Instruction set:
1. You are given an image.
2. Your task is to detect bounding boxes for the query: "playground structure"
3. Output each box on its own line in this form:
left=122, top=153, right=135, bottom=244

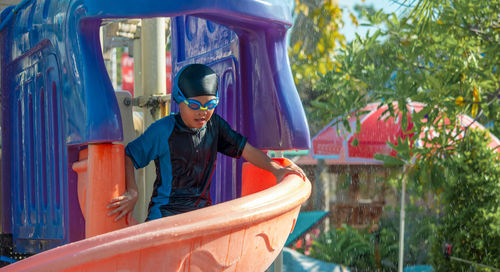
left=2, top=160, right=311, bottom=271
left=0, top=0, right=311, bottom=270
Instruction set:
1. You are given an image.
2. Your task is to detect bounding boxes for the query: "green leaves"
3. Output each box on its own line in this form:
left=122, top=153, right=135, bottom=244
left=430, top=129, right=500, bottom=271
left=374, top=154, right=404, bottom=167
left=373, top=136, right=413, bottom=168
left=309, top=224, right=376, bottom=269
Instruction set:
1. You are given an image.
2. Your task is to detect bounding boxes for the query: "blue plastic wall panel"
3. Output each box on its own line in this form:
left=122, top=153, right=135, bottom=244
left=0, top=0, right=123, bottom=253
left=1, top=2, right=15, bottom=239
left=64, top=2, right=123, bottom=144
left=0, top=7, right=12, bottom=234
left=6, top=39, right=68, bottom=252
left=1, top=0, right=123, bottom=146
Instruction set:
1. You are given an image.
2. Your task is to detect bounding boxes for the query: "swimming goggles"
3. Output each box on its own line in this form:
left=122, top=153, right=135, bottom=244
left=178, top=89, right=219, bottom=110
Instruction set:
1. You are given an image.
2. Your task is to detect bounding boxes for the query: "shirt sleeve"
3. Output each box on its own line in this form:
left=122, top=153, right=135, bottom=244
left=125, top=117, right=172, bottom=169
left=216, top=115, right=248, bottom=159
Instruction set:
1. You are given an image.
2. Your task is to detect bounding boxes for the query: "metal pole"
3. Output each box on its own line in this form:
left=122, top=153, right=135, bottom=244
left=140, top=17, right=166, bottom=218
left=314, top=159, right=330, bottom=234
left=141, top=17, right=166, bottom=114
left=110, top=48, right=117, bottom=89
left=273, top=251, right=283, bottom=272
left=450, top=256, right=500, bottom=272
left=398, top=172, right=406, bottom=272
left=133, top=37, right=143, bottom=97
left=131, top=33, right=148, bottom=223
left=272, top=151, right=284, bottom=272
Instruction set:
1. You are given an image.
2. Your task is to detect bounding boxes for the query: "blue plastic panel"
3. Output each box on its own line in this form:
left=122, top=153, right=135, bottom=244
left=0, top=0, right=118, bottom=253
left=7, top=39, right=67, bottom=251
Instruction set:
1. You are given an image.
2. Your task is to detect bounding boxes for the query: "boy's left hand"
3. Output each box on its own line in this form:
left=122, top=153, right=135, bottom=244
left=274, top=162, right=306, bottom=182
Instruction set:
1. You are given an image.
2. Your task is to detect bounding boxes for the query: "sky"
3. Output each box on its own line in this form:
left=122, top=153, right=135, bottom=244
left=338, top=0, right=405, bottom=41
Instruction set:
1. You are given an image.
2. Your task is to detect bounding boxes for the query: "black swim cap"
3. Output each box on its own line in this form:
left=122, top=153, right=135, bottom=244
left=177, top=64, right=218, bottom=98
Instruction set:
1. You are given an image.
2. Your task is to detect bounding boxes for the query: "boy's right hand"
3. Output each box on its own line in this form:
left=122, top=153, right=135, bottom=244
left=107, top=188, right=138, bottom=222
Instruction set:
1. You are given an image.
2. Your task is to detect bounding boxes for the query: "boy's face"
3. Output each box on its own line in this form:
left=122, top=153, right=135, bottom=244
left=179, top=95, right=217, bottom=129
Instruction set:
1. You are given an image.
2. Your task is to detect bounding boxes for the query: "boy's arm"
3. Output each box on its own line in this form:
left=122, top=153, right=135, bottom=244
left=241, top=142, right=306, bottom=182
left=107, top=155, right=139, bottom=221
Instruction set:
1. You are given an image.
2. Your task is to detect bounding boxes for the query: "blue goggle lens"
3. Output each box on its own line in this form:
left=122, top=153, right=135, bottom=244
left=184, top=98, right=219, bottom=110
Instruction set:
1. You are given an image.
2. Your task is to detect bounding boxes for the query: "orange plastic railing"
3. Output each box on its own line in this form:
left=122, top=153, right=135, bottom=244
left=241, top=158, right=291, bottom=196
left=4, top=155, right=310, bottom=271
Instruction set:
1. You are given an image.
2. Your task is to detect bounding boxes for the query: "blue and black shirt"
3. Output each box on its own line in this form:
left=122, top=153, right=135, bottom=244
left=125, top=113, right=247, bottom=220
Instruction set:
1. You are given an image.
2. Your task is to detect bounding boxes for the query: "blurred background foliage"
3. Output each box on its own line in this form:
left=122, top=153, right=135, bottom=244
left=430, top=130, right=500, bottom=271
left=288, top=0, right=346, bottom=134
left=311, top=0, right=499, bottom=179
left=306, top=204, right=437, bottom=271
left=288, top=0, right=500, bottom=270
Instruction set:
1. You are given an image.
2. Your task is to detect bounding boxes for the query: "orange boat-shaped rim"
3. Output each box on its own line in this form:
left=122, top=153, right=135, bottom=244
left=4, top=161, right=310, bottom=272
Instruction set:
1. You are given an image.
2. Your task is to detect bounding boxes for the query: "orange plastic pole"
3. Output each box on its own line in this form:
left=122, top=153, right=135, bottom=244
left=72, top=144, right=130, bottom=238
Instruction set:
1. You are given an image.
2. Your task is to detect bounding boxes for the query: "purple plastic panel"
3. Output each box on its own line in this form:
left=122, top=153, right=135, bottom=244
left=170, top=19, right=310, bottom=151
left=66, top=145, right=85, bottom=243
left=211, top=58, right=243, bottom=203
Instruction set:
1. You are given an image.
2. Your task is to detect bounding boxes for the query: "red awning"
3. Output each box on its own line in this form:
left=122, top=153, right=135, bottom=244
left=310, top=102, right=499, bottom=165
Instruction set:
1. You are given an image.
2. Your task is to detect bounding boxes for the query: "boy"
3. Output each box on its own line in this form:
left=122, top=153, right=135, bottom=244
left=108, top=64, right=305, bottom=221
